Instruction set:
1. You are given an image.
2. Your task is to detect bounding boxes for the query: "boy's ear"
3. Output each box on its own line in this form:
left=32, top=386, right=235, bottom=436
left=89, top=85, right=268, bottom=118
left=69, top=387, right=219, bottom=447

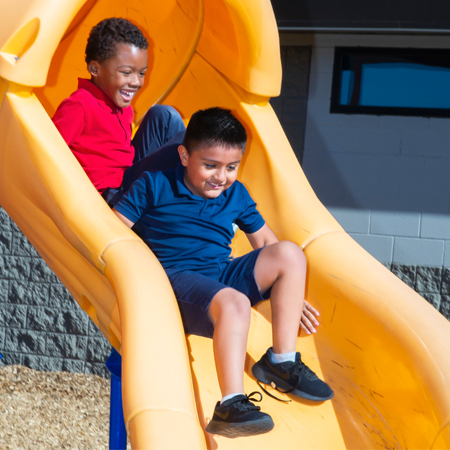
left=178, top=145, right=189, bottom=167
left=87, top=60, right=101, bottom=78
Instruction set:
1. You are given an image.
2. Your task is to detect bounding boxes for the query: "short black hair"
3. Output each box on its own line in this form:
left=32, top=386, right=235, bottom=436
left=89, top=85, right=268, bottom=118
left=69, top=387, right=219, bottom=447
left=85, top=18, right=148, bottom=64
left=183, top=107, right=247, bottom=154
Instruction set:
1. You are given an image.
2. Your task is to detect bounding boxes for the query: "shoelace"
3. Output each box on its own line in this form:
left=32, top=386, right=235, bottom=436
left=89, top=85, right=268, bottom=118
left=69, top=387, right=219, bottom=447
left=291, top=360, right=317, bottom=381
left=231, top=391, right=263, bottom=411
left=257, top=358, right=317, bottom=403
left=257, top=381, right=291, bottom=403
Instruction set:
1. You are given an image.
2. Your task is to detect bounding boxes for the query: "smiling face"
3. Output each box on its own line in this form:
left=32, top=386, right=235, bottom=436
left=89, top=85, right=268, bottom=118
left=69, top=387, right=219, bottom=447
left=178, top=144, right=244, bottom=199
left=88, top=42, right=148, bottom=108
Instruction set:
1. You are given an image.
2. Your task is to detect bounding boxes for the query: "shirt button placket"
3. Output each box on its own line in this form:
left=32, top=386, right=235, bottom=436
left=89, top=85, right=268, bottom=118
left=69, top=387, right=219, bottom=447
left=200, top=200, right=210, bottom=218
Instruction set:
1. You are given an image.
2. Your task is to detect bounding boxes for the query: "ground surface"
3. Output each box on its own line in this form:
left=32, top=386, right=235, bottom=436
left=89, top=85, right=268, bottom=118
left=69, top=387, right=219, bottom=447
left=0, top=364, right=130, bottom=450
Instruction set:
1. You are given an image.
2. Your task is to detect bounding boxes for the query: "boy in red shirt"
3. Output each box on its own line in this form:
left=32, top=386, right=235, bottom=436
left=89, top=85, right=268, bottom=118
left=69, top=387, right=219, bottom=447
left=52, top=18, right=185, bottom=205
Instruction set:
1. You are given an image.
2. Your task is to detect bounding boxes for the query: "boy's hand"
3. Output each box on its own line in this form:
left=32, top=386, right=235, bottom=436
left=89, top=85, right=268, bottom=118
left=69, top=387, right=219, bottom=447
left=300, top=300, right=320, bottom=335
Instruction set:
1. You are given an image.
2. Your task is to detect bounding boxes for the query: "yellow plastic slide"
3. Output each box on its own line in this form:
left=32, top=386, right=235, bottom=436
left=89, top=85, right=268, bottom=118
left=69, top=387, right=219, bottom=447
left=1, top=0, right=450, bottom=448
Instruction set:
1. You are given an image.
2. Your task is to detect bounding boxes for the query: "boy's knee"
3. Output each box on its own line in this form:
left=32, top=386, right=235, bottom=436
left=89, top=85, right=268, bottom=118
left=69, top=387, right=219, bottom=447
left=274, top=241, right=306, bottom=269
left=153, top=104, right=183, bottom=122
left=210, top=289, right=251, bottom=321
left=230, top=291, right=252, bottom=317
left=148, top=104, right=172, bottom=116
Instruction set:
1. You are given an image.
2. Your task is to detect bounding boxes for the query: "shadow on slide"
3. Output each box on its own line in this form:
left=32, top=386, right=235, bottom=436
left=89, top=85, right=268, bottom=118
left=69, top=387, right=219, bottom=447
left=1, top=0, right=450, bottom=448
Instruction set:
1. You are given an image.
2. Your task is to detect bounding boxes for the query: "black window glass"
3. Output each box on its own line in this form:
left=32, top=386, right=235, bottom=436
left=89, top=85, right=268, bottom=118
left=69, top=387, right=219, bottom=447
left=331, top=47, right=450, bottom=117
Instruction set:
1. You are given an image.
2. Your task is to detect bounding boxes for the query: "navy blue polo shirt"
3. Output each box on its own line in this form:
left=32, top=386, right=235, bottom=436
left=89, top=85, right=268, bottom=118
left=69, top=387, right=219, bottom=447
left=114, top=164, right=265, bottom=276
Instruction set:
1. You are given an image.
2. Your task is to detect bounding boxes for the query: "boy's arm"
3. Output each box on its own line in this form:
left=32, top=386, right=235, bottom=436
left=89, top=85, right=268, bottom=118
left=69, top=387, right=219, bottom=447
left=112, top=172, right=155, bottom=229
left=246, top=223, right=279, bottom=249
left=113, top=208, right=135, bottom=229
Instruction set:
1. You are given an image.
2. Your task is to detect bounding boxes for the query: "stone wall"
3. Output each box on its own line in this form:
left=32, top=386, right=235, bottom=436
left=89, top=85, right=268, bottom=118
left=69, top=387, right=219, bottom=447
left=0, top=206, right=111, bottom=377
left=388, top=263, right=450, bottom=320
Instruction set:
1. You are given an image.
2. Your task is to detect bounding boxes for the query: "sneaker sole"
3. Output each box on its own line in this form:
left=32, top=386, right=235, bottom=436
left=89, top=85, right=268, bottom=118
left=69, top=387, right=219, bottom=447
left=252, top=364, right=334, bottom=402
left=206, top=416, right=274, bottom=438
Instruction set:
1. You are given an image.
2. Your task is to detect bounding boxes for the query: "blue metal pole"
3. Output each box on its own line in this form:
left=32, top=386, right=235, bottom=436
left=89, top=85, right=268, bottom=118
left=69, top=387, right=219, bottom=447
left=105, top=349, right=127, bottom=450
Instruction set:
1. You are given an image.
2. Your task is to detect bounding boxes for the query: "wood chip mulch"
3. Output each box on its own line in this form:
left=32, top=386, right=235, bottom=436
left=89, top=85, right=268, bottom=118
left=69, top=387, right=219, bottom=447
left=0, top=364, right=131, bottom=450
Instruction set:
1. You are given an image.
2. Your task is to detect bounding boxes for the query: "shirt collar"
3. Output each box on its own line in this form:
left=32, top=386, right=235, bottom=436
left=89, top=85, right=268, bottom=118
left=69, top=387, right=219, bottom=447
left=176, top=163, right=196, bottom=199
left=175, top=163, right=226, bottom=204
left=77, top=78, right=123, bottom=115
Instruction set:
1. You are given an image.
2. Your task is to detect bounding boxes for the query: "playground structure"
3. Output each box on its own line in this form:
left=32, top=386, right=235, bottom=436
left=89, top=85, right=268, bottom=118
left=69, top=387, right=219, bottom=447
left=1, top=0, right=450, bottom=448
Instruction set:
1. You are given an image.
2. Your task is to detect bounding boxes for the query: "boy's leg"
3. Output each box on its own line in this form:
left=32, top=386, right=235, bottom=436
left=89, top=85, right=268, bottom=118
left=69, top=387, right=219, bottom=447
left=132, top=105, right=185, bottom=162
left=165, top=270, right=252, bottom=397
left=253, top=241, right=309, bottom=353
left=208, top=288, right=252, bottom=397
left=166, top=269, right=273, bottom=437
left=207, top=287, right=274, bottom=437
left=251, top=241, right=333, bottom=401
left=106, top=106, right=185, bottom=207
left=122, top=105, right=186, bottom=190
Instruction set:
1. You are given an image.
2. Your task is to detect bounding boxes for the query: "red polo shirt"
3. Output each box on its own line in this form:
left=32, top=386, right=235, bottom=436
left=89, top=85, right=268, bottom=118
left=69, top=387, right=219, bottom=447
left=52, top=78, right=135, bottom=193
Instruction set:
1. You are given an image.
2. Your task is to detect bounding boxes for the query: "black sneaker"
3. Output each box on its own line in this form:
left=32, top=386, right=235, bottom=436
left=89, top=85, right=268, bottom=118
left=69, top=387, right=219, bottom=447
left=205, top=392, right=274, bottom=438
left=252, top=348, right=334, bottom=402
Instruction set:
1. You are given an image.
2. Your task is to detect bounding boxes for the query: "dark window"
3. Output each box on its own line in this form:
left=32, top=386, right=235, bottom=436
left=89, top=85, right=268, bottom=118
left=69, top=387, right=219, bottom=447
left=331, top=47, right=450, bottom=117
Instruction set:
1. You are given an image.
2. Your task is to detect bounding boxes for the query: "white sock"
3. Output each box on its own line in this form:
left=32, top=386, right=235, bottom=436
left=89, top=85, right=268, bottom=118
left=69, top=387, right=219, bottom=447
left=220, top=393, right=243, bottom=404
left=271, top=351, right=296, bottom=364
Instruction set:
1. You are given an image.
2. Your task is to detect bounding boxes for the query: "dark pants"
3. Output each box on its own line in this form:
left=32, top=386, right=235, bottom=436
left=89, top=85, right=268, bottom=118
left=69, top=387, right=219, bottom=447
left=103, top=105, right=185, bottom=206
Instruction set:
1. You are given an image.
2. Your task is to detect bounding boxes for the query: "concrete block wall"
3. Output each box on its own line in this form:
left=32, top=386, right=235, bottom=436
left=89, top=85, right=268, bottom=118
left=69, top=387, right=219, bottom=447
left=270, top=46, right=312, bottom=164
left=328, top=208, right=450, bottom=268
left=298, top=33, right=450, bottom=268
left=329, top=206, right=450, bottom=319
left=0, top=206, right=112, bottom=376
left=279, top=33, right=450, bottom=320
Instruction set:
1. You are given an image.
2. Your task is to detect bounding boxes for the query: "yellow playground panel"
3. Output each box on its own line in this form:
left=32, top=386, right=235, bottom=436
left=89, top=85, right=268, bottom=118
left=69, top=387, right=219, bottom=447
left=1, top=0, right=450, bottom=448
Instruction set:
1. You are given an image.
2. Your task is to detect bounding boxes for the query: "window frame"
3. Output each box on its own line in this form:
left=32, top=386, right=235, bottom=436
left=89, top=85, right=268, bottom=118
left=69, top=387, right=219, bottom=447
left=330, top=46, right=450, bottom=118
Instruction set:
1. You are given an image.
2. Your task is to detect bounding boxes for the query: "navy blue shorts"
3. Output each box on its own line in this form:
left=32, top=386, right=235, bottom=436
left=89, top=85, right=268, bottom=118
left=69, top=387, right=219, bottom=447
left=165, top=248, right=271, bottom=338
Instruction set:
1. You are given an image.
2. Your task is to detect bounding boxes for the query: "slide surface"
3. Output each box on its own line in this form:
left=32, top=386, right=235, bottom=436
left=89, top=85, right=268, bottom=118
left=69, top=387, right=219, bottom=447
left=1, top=0, right=450, bottom=448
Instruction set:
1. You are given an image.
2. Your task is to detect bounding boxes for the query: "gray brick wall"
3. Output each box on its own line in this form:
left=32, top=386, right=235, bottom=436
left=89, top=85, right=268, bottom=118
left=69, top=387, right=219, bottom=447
left=0, top=206, right=111, bottom=377
left=387, top=263, right=450, bottom=320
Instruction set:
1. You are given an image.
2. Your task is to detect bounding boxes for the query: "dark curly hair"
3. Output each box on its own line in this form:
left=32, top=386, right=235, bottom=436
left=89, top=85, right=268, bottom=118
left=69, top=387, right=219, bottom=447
left=85, top=18, right=148, bottom=64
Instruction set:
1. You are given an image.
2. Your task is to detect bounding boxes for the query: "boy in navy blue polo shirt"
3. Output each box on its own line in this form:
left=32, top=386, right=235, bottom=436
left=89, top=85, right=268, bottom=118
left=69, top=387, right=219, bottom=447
left=113, top=107, right=333, bottom=438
